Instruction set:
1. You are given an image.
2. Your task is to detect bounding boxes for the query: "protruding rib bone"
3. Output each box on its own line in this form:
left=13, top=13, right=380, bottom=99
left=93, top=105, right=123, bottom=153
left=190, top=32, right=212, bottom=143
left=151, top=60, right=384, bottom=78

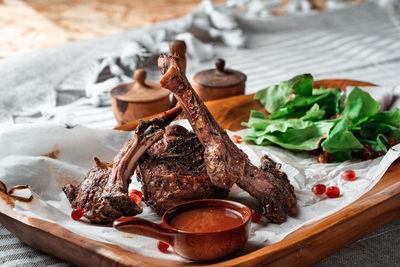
left=63, top=105, right=182, bottom=223
left=158, top=54, right=298, bottom=223
left=159, top=54, right=243, bottom=189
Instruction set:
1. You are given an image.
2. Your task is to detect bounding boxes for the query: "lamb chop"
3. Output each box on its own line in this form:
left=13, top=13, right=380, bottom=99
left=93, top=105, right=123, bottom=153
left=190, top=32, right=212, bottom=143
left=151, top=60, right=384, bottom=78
left=158, top=55, right=298, bottom=223
left=63, top=105, right=182, bottom=223
left=136, top=124, right=229, bottom=215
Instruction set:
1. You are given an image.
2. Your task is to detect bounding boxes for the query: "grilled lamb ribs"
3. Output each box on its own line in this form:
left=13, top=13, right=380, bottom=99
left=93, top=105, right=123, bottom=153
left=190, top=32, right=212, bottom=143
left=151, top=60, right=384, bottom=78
left=63, top=55, right=297, bottom=224
left=136, top=124, right=229, bottom=215
left=63, top=106, right=181, bottom=223
left=158, top=55, right=298, bottom=223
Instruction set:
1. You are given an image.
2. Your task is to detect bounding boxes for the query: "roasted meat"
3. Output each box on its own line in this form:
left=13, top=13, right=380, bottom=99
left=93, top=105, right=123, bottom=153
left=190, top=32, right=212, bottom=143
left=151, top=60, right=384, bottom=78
left=158, top=55, right=298, bottom=223
left=136, top=124, right=230, bottom=215
left=63, top=106, right=181, bottom=223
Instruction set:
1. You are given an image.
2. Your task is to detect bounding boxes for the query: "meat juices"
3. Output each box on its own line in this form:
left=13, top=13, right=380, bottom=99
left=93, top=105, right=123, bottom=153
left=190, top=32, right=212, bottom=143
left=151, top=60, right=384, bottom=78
left=158, top=55, right=298, bottom=223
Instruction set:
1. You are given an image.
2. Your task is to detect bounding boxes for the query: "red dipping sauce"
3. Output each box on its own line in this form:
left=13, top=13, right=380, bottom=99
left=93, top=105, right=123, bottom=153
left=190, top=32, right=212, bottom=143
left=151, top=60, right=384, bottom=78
left=169, top=206, right=245, bottom=233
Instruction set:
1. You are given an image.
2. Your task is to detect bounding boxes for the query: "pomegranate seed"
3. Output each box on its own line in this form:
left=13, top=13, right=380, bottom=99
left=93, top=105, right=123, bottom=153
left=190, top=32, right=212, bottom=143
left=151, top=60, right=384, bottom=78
left=130, top=189, right=142, bottom=199
left=312, top=184, right=326, bottom=195
left=71, top=208, right=84, bottom=221
left=326, top=186, right=340, bottom=198
left=129, top=191, right=141, bottom=205
left=341, top=170, right=356, bottom=181
left=231, top=135, right=242, bottom=144
left=157, top=241, right=169, bottom=253
left=251, top=210, right=262, bottom=222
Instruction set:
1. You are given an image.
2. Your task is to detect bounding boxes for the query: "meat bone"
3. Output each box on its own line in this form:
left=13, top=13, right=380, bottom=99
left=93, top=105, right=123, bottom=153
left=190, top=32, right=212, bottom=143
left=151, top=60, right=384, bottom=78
left=158, top=55, right=298, bottom=223
left=63, top=105, right=182, bottom=223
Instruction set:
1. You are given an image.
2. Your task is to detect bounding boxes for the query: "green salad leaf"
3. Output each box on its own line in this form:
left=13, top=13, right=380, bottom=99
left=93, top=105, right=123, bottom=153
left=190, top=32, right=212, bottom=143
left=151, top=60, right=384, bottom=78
left=371, top=108, right=400, bottom=127
left=243, top=111, right=334, bottom=150
left=254, top=74, right=313, bottom=113
left=244, top=74, right=400, bottom=162
left=321, top=117, right=363, bottom=153
left=268, top=88, right=343, bottom=120
left=343, top=87, right=380, bottom=125
left=300, top=104, right=325, bottom=121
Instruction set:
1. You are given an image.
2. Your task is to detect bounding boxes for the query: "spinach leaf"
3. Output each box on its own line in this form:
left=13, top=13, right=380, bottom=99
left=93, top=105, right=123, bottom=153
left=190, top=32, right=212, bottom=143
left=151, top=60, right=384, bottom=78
left=300, top=104, right=325, bottom=121
left=321, top=117, right=363, bottom=153
left=331, top=151, right=353, bottom=162
left=269, top=88, right=342, bottom=120
left=254, top=74, right=313, bottom=113
left=254, top=84, right=289, bottom=114
left=356, top=121, right=394, bottom=139
left=260, top=121, right=333, bottom=150
left=245, top=74, right=399, bottom=162
left=371, top=108, right=400, bottom=127
left=287, top=73, right=313, bottom=95
left=243, top=111, right=334, bottom=150
left=343, top=87, right=380, bottom=125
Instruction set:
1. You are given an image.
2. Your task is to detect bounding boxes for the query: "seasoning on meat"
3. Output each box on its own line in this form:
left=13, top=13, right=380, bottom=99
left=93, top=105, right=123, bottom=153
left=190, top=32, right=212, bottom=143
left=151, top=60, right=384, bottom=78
left=137, top=124, right=229, bottom=215
left=158, top=55, right=298, bottom=223
left=63, top=106, right=182, bottom=223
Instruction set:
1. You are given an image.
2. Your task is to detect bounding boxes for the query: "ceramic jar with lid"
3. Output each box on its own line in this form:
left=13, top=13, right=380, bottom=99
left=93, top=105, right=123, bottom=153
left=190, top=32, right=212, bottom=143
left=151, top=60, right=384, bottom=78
left=110, top=69, right=172, bottom=125
left=190, top=58, right=246, bottom=102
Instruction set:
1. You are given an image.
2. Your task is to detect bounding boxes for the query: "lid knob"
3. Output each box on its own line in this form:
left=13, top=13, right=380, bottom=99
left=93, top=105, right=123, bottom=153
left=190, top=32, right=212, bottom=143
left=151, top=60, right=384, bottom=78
left=134, top=69, right=146, bottom=85
left=191, top=57, right=246, bottom=89
left=169, top=40, right=186, bottom=56
left=215, top=58, right=225, bottom=72
left=169, top=40, right=186, bottom=75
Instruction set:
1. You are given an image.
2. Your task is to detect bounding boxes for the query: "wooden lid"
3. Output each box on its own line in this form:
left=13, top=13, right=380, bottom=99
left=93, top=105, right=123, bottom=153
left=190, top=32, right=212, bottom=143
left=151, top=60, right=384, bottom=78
left=110, top=69, right=170, bottom=103
left=192, top=58, right=246, bottom=88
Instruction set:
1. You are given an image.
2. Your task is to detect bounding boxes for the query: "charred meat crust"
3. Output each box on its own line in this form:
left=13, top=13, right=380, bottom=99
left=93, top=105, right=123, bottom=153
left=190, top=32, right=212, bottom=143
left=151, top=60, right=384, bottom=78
left=62, top=105, right=182, bottom=224
left=137, top=125, right=229, bottom=215
left=158, top=55, right=298, bottom=223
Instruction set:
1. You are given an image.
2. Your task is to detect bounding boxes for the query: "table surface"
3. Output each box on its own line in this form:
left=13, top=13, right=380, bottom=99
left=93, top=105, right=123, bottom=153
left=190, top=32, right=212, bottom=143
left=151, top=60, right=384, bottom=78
left=1, top=1, right=399, bottom=266
left=0, top=0, right=224, bottom=58
left=0, top=0, right=366, bottom=58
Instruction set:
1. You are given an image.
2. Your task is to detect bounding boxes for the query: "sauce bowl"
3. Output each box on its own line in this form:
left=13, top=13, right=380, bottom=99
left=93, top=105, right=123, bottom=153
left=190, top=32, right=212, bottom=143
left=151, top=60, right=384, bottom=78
left=113, top=199, right=252, bottom=261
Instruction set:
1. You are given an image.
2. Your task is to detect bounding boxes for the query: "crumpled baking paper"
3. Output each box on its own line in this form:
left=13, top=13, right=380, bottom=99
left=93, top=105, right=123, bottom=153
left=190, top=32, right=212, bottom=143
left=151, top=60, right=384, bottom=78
left=0, top=121, right=399, bottom=262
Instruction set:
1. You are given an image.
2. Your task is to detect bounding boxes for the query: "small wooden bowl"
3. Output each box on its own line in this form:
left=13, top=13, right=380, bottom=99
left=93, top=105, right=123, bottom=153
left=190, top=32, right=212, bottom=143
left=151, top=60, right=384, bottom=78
left=191, top=58, right=246, bottom=102
left=110, top=69, right=172, bottom=125
left=113, top=199, right=251, bottom=261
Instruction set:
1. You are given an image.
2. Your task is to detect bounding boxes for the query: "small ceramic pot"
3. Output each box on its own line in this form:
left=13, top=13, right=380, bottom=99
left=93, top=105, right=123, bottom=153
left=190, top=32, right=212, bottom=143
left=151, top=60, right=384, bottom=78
left=113, top=199, right=251, bottom=261
left=110, top=69, right=172, bottom=125
left=190, top=58, right=247, bottom=102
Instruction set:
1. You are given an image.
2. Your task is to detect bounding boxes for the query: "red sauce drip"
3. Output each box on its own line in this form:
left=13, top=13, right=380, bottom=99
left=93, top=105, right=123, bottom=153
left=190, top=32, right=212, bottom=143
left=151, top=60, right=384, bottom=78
left=169, top=207, right=244, bottom=233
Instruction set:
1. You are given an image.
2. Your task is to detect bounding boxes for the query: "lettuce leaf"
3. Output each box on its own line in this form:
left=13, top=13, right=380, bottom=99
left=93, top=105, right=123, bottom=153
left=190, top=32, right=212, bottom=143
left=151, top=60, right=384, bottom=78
left=371, top=108, right=400, bottom=127
left=243, top=111, right=334, bottom=150
left=269, top=88, right=343, bottom=120
left=343, top=87, right=380, bottom=125
left=247, top=74, right=399, bottom=162
left=321, top=117, right=363, bottom=153
left=254, top=74, right=313, bottom=113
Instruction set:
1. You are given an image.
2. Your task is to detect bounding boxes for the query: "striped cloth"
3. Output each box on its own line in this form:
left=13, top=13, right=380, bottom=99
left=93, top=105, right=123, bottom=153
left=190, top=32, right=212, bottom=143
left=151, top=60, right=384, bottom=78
left=0, top=227, right=72, bottom=267
left=0, top=2, right=400, bottom=266
left=47, top=2, right=400, bottom=130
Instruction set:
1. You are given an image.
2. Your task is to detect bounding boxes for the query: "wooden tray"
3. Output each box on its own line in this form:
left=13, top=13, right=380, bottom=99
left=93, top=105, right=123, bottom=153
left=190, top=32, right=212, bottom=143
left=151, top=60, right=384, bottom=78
left=1, top=80, right=399, bottom=266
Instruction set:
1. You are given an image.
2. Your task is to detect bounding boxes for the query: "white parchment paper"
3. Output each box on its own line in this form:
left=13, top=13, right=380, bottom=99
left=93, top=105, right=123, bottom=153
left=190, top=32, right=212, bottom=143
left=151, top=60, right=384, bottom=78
left=0, top=121, right=399, bottom=261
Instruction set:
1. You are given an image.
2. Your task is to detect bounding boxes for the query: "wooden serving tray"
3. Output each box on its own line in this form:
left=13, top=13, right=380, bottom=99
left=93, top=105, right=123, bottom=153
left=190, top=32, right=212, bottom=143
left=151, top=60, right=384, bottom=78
left=1, top=80, right=399, bottom=266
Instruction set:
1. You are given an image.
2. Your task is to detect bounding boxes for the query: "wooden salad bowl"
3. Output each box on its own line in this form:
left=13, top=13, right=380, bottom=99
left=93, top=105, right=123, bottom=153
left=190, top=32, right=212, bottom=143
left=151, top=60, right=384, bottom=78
left=0, top=79, right=399, bottom=267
